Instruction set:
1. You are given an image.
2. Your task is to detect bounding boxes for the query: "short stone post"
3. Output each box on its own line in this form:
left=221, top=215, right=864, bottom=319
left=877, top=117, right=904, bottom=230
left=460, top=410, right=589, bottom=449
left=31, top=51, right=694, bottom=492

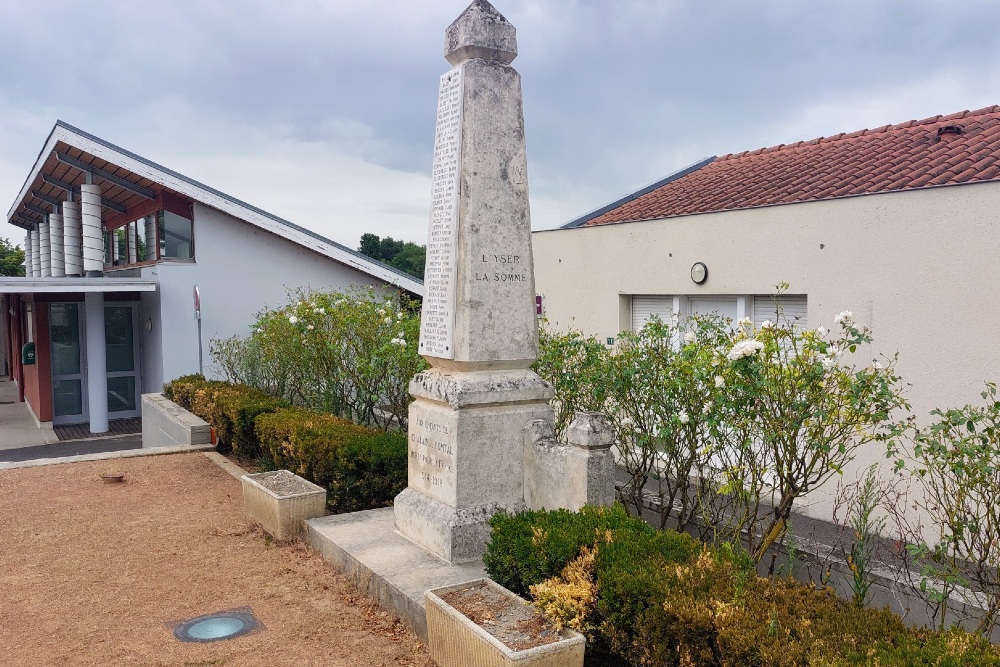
left=524, top=411, right=616, bottom=511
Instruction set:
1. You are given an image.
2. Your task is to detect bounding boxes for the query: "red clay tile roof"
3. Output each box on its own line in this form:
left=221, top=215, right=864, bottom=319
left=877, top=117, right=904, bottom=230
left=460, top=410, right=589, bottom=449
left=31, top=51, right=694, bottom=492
left=582, top=105, right=1000, bottom=226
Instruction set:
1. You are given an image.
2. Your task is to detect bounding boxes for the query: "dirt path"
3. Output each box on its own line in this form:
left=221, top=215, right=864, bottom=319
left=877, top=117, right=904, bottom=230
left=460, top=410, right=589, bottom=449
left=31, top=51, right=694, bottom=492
left=0, top=452, right=433, bottom=667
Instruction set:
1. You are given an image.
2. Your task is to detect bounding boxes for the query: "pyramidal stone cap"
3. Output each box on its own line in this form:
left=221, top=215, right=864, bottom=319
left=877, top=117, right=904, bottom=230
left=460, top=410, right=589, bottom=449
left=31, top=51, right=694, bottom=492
left=445, top=0, right=517, bottom=65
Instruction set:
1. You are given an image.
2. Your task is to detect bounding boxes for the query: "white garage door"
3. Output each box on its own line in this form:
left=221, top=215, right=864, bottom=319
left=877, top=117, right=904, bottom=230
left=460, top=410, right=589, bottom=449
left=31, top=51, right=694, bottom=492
left=689, top=297, right=738, bottom=322
left=753, top=294, right=807, bottom=327
left=632, top=296, right=673, bottom=330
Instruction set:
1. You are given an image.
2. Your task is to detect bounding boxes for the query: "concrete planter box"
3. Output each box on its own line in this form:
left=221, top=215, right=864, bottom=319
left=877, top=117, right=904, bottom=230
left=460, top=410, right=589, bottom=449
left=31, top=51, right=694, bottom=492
left=241, top=470, right=326, bottom=541
left=425, top=578, right=585, bottom=667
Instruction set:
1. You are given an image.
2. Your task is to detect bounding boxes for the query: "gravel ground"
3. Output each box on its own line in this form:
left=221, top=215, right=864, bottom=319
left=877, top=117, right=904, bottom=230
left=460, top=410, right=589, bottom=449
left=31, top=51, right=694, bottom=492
left=0, top=452, right=433, bottom=667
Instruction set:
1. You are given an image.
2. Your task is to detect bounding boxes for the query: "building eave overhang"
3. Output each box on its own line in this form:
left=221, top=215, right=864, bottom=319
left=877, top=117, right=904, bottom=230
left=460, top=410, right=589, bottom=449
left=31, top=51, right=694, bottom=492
left=0, top=277, right=158, bottom=294
left=6, top=121, right=424, bottom=297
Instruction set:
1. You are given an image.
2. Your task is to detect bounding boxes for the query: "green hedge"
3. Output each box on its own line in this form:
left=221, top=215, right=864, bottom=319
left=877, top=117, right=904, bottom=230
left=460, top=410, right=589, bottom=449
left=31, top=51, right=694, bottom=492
left=163, top=375, right=284, bottom=457
left=326, top=431, right=407, bottom=513
left=483, top=504, right=696, bottom=598
left=210, top=388, right=286, bottom=458
left=255, top=407, right=371, bottom=484
left=254, top=406, right=407, bottom=512
left=163, top=377, right=405, bottom=513
left=487, top=506, right=1000, bottom=667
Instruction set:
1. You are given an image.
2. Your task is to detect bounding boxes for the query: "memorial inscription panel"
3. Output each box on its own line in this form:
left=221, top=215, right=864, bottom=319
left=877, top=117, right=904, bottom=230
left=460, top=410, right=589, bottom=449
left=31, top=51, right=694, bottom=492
left=407, top=408, right=457, bottom=503
left=418, top=66, right=464, bottom=360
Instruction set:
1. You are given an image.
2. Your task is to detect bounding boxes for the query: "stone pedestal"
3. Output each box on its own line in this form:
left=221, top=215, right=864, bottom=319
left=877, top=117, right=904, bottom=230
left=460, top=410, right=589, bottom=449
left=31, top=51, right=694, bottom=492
left=395, top=369, right=552, bottom=562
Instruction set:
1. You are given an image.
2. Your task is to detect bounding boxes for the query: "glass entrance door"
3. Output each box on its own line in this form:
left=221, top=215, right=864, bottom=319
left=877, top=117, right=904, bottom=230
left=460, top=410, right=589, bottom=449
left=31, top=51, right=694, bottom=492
left=105, top=304, right=141, bottom=418
left=50, top=303, right=87, bottom=424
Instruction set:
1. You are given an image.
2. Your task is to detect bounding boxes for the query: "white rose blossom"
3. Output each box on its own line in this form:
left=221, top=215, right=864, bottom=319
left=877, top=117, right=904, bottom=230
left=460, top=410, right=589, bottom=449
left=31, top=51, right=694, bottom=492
left=307, top=324, right=314, bottom=331
left=738, top=316, right=752, bottom=328
left=384, top=317, right=392, bottom=324
left=761, top=319, right=773, bottom=329
left=834, top=310, right=853, bottom=324
left=288, top=315, right=298, bottom=324
left=816, top=326, right=827, bottom=337
left=715, top=375, right=725, bottom=388
left=678, top=410, right=690, bottom=425
left=727, top=339, right=764, bottom=360
left=684, top=331, right=696, bottom=344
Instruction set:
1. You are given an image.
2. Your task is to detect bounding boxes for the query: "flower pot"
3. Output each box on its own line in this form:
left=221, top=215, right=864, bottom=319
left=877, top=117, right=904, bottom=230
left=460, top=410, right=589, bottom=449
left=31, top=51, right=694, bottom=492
left=241, top=470, right=326, bottom=540
left=425, top=578, right=585, bottom=667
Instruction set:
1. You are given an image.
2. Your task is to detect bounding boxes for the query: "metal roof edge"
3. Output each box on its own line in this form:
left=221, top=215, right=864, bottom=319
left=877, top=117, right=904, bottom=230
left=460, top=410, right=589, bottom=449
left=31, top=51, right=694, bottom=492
left=8, top=121, right=424, bottom=295
left=6, top=122, right=64, bottom=224
left=558, top=156, right=716, bottom=229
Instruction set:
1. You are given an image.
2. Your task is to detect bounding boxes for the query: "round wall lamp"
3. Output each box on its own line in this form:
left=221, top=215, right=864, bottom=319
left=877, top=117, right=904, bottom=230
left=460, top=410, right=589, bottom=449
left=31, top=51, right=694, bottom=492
left=690, top=262, right=708, bottom=285
left=144, top=317, right=153, bottom=333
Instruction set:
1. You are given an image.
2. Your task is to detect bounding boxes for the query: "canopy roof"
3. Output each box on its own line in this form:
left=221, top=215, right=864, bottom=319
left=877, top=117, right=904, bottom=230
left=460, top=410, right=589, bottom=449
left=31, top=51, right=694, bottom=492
left=6, top=122, right=423, bottom=295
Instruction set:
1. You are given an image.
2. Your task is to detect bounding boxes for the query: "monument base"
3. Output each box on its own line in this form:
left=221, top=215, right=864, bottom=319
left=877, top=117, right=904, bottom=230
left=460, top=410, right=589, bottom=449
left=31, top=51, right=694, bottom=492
left=394, top=487, right=524, bottom=563
left=397, top=367, right=554, bottom=563
left=304, top=507, right=486, bottom=639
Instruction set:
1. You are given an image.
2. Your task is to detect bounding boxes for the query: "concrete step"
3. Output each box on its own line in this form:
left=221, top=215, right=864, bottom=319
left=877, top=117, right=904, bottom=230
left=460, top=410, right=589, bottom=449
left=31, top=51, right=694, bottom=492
left=304, top=507, right=486, bottom=639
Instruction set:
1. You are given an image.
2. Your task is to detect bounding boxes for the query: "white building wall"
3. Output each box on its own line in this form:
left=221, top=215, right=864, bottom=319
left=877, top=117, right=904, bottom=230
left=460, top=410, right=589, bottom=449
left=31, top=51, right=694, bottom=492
left=532, top=181, right=1000, bottom=522
left=151, top=203, right=402, bottom=385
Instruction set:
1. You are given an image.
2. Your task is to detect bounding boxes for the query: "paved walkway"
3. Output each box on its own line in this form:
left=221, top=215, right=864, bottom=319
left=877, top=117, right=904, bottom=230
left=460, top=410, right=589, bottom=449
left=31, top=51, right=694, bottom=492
left=0, top=434, right=143, bottom=463
left=0, top=379, right=58, bottom=449
left=0, top=378, right=144, bottom=462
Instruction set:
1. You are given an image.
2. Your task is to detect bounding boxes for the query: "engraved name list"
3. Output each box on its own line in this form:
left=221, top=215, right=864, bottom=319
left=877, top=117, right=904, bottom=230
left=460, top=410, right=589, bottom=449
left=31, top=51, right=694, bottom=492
left=418, top=67, right=464, bottom=359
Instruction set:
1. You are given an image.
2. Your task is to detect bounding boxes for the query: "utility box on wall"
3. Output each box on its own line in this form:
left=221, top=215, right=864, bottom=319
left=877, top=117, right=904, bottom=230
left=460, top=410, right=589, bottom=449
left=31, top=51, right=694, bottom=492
left=21, top=342, right=35, bottom=366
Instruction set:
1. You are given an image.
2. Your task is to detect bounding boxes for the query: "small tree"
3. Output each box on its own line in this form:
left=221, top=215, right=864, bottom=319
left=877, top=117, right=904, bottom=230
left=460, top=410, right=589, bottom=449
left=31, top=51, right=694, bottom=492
left=0, top=238, right=26, bottom=276
left=719, top=308, right=908, bottom=565
left=904, top=384, right=1000, bottom=635
left=358, top=233, right=426, bottom=279
left=533, top=323, right=610, bottom=438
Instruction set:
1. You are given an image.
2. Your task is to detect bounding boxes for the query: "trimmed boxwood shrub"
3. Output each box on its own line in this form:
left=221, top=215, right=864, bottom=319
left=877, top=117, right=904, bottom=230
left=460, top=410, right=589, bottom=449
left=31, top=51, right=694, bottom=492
left=326, top=431, right=407, bottom=513
left=164, top=376, right=405, bottom=513
left=164, top=375, right=284, bottom=457
left=490, top=507, right=1000, bottom=667
left=483, top=504, right=696, bottom=598
left=163, top=374, right=211, bottom=410
left=255, top=406, right=407, bottom=513
left=255, top=407, right=371, bottom=485
left=210, top=387, right=287, bottom=458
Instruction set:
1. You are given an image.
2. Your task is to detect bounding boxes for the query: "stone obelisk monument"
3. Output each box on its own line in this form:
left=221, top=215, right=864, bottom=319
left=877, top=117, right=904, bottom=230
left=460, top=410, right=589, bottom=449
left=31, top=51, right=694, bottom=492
left=394, top=0, right=554, bottom=563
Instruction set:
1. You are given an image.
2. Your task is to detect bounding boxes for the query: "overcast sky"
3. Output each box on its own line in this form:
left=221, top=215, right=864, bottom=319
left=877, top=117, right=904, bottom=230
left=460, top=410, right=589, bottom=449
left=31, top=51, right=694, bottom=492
left=2, top=0, right=999, bottom=248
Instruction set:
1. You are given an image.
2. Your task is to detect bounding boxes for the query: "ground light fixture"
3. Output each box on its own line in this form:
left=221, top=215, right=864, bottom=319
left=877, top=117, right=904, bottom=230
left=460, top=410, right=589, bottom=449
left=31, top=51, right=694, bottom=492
left=173, top=607, right=262, bottom=643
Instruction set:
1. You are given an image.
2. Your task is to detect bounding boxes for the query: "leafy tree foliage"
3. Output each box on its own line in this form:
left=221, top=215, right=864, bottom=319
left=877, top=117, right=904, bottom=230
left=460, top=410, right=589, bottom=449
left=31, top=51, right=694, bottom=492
left=358, top=233, right=425, bottom=280
left=0, top=238, right=25, bottom=276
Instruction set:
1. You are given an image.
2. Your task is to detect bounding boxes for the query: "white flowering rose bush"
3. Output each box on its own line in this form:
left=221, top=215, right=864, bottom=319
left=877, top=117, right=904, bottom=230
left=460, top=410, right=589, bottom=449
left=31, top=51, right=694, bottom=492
left=210, top=287, right=426, bottom=430
left=891, top=383, right=1000, bottom=635
left=605, top=313, right=734, bottom=537
left=535, top=292, right=908, bottom=567
left=533, top=321, right=612, bottom=437
left=716, top=306, right=908, bottom=563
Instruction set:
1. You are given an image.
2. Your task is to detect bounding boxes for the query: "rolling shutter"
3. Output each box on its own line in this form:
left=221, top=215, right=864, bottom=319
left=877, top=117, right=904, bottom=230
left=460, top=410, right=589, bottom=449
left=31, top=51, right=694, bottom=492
left=632, top=296, right=673, bottom=330
left=753, top=294, right=807, bottom=328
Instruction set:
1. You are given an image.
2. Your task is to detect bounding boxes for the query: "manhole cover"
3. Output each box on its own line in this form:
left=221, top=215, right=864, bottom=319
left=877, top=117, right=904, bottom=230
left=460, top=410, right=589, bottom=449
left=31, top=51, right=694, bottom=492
left=173, top=608, right=261, bottom=643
